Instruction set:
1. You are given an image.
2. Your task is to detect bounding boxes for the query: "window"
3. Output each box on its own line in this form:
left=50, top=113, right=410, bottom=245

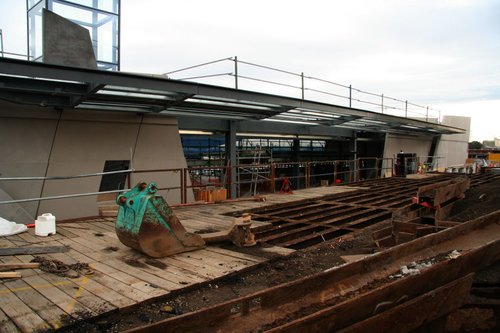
left=99, top=160, right=130, bottom=191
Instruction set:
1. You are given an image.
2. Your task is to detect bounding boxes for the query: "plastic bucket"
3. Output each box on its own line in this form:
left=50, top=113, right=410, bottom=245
left=35, top=213, right=56, bottom=236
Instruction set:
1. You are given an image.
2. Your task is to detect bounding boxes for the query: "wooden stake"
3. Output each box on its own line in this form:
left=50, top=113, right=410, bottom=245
left=0, top=272, right=22, bottom=279
left=0, top=263, right=40, bottom=271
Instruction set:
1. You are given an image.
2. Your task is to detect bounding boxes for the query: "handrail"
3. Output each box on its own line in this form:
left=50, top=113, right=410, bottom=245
left=0, top=169, right=134, bottom=181
left=4, top=156, right=461, bottom=206
left=164, top=56, right=442, bottom=122
left=0, top=189, right=126, bottom=205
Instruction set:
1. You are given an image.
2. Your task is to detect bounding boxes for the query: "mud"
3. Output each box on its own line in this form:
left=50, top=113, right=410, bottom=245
left=449, top=178, right=500, bottom=222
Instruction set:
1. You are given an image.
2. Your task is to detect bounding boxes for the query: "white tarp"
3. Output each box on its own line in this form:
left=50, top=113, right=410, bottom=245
left=0, top=216, right=27, bottom=236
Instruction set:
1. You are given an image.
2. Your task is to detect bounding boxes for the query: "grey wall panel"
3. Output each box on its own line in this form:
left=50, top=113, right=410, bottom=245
left=0, top=102, right=59, bottom=218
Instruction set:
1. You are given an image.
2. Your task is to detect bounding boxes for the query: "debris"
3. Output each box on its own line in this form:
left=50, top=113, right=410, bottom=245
left=447, top=250, right=461, bottom=259
left=390, top=261, right=432, bottom=278
left=273, top=262, right=286, bottom=270
left=179, top=281, right=189, bottom=285
left=31, top=256, right=94, bottom=278
left=0, top=245, right=69, bottom=256
left=160, top=305, right=175, bottom=314
left=0, top=272, right=22, bottom=279
left=0, top=262, right=40, bottom=271
left=400, top=265, right=420, bottom=276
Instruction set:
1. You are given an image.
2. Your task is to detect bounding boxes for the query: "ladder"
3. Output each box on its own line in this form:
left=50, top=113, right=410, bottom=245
left=236, top=147, right=272, bottom=197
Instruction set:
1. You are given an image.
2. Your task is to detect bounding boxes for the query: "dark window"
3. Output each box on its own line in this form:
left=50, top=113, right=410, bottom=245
left=99, top=160, right=130, bottom=191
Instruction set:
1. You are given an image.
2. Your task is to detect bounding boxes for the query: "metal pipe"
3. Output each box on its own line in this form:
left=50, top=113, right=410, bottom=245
left=0, top=169, right=134, bottom=181
left=0, top=29, right=3, bottom=58
left=177, top=72, right=232, bottom=81
left=180, top=169, right=185, bottom=204
left=271, top=163, right=276, bottom=193
left=162, top=56, right=232, bottom=75
left=0, top=189, right=127, bottom=205
left=235, top=59, right=299, bottom=77
left=234, top=56, right=238, bottom=89
left=301, top=72, right=304, bottom=99
left=349, top=85, right=352, bottom=107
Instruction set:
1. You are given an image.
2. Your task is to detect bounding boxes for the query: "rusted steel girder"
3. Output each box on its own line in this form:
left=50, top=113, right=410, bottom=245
left=124, top=211, right=500, bottom=333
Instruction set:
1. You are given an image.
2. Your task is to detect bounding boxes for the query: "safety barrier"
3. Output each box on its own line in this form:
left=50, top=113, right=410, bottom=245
left=0, top=158, right=394, bottom=206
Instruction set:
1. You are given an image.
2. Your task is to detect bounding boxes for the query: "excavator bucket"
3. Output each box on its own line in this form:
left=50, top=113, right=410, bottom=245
left=115, top=182, right=205, bottom=258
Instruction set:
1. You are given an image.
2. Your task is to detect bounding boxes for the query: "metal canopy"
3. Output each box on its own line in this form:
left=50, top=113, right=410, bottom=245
left=0, top=58, right=464, bottom=136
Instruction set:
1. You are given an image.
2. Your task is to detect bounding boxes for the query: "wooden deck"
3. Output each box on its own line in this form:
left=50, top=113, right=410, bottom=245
left=0, top=186, right=358, bottom=332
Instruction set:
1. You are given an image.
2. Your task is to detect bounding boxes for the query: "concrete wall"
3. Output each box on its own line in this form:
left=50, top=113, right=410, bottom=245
left=42, top=9, right=97, bottom=69
left=382, top=133, right=433, bottom=176
left=435, top=116, right=470, bottom=168
left=0, top=101, right=192, bottom=221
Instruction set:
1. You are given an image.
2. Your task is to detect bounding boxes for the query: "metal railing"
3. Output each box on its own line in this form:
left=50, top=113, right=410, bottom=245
left=0, top=157, right=402, bottom=206
left=164, top=57, right=442, bottom=122
left=0, top=49, right=441, bottom=121
left=0, top=169, right=134, bottom=205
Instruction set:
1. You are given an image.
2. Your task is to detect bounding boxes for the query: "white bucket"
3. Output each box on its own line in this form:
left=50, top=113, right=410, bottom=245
left=35, top=213, right=56, bottom=236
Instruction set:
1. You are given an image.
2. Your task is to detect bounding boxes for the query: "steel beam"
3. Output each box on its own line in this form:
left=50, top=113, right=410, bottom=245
left=0, top=58, right=465, bottom=135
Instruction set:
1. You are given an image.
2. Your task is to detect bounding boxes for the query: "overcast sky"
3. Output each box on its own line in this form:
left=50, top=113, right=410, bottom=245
left=1, top=0, right=499, bottom=142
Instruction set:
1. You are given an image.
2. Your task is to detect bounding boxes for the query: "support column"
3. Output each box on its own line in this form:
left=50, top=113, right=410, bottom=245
left=226, top=120, right=237, bottom=198
left=350, top=132, right=358, bottom=182
left=292, top=138, right=300, bottom=187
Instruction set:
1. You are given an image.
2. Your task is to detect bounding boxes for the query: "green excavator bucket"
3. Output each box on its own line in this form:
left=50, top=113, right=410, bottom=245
left=115, top=182, right=205, bottom=258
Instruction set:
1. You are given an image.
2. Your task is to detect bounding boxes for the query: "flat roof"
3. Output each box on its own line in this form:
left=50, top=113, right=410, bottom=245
left=0, top=58, right=465, bottom=137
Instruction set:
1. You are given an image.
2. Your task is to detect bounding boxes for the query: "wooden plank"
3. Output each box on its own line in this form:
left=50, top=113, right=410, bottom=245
left=100, top=257, right=180, bottom=291
left=163, top=256, right=222, bottom=279
left=0, top=308, right=20, bottom=333
left=0, top=238, right=18, bottom=248
left=61, top=234, right=173, bottom=294
left=0, top=272, right=22, bottom=278
left=23, top=274, right=95, bottom=320
left=204, top=247, right=264, bottom=263
left=171, top=249, right=256, bottom=277
left=15, top=232, right=40, bottom=244
left=4, top=279, right=71, bottom=330
left=54, top=227, right=79, bottom=238
left=41, top=273, right=116, bottom=315
left=55, top=243, right=154, bottom=304
left=0, top=256, right=38, bottom=278
left=89, top=272, right=156, bottom=303
left=66, top=235, right=205, bottom=286
left=70, top=274, right=136, bottom=308
left=52, top=241, right=166, bottom=297
left=371, top=226, right=393, bottom=240
left=0, top=284, right=50, bottom=333
left=89, top=262, right=167, bottom=298
left=0, top=246, right=69, bottom=256
left=0, top=263, right=39, bottom=271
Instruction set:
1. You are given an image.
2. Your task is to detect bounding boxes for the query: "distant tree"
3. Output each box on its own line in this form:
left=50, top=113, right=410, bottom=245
left=469, top=141, right=483, bottom=149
